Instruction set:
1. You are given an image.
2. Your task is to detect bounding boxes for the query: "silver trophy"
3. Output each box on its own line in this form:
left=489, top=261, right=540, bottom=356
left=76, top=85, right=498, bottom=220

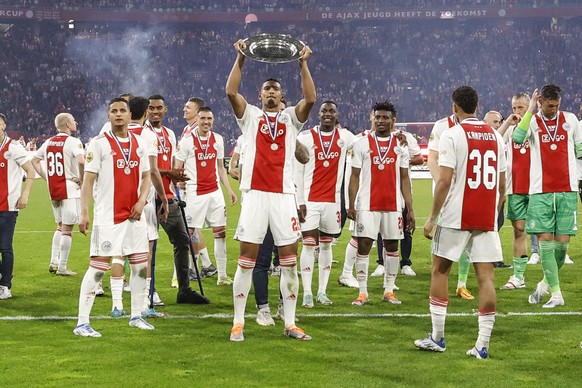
left=241, top=34, right=305, bottom=63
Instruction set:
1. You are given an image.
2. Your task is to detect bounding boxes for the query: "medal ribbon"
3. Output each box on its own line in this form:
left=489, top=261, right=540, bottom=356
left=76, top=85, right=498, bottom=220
left=110, top=131, right=133, bottom=170
left=316, top=125, right=337, bottom=160
left=373, top=133, right=393, bottom=166
left=194, top=129, right=211, bottom=164
left=263, top=111, right=281, bottom=142
left=538, top=112, right=560, bottom=143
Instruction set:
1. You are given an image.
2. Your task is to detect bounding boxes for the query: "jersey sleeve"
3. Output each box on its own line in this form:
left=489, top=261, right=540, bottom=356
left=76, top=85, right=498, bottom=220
left=175, top=136, right=189, bottom=162
left=34, top=141, right=48, bottom=161
left=236, top=104, right=258, bottom=134
left=437, top=129, right=456, bottom=169
left=405, top=132, right=421, bottom=156
left=351, top=138, right=365, bottom=169
left=11, top=141, right=29, bottom=167
left=428, top=122, right=442, bottom=151
left=216, top=134, right=225, bottom=160
left=71, top=138, right=85, bottom=158
left=84, top=137, right=103, bottom=174
left=287, top=106, right=305, bottom=133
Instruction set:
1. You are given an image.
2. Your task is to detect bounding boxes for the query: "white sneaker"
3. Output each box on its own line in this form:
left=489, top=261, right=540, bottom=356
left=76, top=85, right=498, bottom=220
left=73, top=323, right=102, bottom=337
left=370, top=264, right=385, bottom=277
left=95, top=280, right=104, bottom=296
left=256, top=308, right=275, bottom=326
left=338, top=275, right=359, bottom=288
left=542, top=295, right=565, bottom=308
left=275, top=303, right=285, bottom=321
left=401, top=265, right=416, bottom=276
left=331, top=238, right=338, bottom=246
left=123, top=281, right=131, bottom=292
left=56, top=268, right=77, bottom=276
left=527, top=252, right=540, bottom=265
left=129, top=316, right=155, bottom=330
left=564, top=254, right=573, bottom=264
left=153, top=291, right=165, bottom=306
left=528, top=281, right=550, bottom=304
left=0, top=285, right=12, bottom=300
left=500, top=275, right=526, bottom=290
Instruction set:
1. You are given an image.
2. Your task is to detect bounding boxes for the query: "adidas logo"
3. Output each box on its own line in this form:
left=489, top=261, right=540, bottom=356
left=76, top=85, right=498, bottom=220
left=287, top=294, right=297, bottom=301
left=302, top=267, right=312, bottom=272
left=357, top=270, right=366, bottom=275
left=323, top=266, right=331, bottom=271
left=235, top=293, right=246, bottom=299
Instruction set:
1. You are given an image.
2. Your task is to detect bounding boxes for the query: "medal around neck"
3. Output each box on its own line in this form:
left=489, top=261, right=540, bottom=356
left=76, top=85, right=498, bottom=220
left=241, top=34, right=305, bottom=63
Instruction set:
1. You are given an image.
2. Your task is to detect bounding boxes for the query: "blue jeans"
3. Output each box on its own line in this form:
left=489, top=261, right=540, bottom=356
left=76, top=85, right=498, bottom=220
left=253, top=227, right=279, bottom=308
left=0, top=211, right=18, bottom=289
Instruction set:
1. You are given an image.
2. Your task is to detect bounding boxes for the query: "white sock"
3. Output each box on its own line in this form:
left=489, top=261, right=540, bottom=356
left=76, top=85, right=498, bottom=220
left=51, top=228, right=61, bottom=266
left=214, top=238, right=227, bottom=278
left=77, top=258, right=108, bottom=326
left=429, top=296, right=448, bottom=341
left=300, top=237, right=316, bottom=297
left=317, top=238, right=333, bottom=295
left=342, top=238, right=358, bottom=278
left=144, top=277, right=152, bottom=311
left=355, top=253, right=369, bottom=295
left=383, top=250, right=399, bottom=293
left=110, top=276, right=124, bottom=311
left=58, top=232, right=72, bottom=271
left=476, top=310, right=495, bottom=350
left=232, top=257, right=255, bottom=325
left=279, top=255, right=299, bottom=328
left=199, top=247, right=212, bottom=268
left=129, top=253, right=148, bottom=318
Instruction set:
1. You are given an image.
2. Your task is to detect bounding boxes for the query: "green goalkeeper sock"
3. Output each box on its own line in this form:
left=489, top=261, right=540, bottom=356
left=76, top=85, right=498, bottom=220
left=539, top=240, right=560, bottom=293
left=554, top=241, right=569, bottom=270
left=513, top=256, right=528, bottom=280
left=457, top=251, right=470, bottom=285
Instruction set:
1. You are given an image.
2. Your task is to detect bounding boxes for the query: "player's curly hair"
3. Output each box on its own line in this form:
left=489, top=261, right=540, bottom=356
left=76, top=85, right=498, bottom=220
left=452, top=86, right=478, bottom=114
left=372, top=100, right=397, bottom=116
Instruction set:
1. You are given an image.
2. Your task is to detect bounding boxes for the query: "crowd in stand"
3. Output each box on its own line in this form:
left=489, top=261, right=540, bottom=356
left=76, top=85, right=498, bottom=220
left=1, top=14, right=581, bottom=153
left=8, top=0, right=577, bottom=12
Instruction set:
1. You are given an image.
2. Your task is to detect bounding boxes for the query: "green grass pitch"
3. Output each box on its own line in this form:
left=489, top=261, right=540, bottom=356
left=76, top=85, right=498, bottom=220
left=1, top=178, right=582, bottom=387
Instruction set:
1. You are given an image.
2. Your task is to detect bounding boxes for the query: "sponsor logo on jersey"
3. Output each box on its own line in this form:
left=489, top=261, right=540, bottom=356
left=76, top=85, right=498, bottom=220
left=116, top=160, right=138, bottom=169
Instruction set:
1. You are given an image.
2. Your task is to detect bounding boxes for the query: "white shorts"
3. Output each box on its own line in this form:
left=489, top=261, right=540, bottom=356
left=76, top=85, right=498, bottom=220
left=184, top=189, right=226, bottom=228
left=431, top=226, right=503, bottom=263
left=90, top=218, right=149, bottom=257
left=235, top=190, right=301, bottom=246
left=51, top=198, right=80, bottom=226
left=353, top=210, right=403, bottom=240
left=301, top=201, right=341, bottom=235
left=143, top=201, right=159, bottom=241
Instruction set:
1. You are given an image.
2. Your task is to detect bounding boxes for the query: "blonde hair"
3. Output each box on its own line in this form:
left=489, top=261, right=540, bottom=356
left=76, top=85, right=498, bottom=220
left=54, top=113, right=73, bottom=130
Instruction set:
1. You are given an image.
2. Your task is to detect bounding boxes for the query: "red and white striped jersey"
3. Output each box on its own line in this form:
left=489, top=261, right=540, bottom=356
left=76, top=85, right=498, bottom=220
left=503, top=125, right=531, bottom=195
left=236, top=105, right=304, bottom=194
left=351, top=133, right=409, bottom=212
left=523, top=111, right=582, bottom=194
left=34, top=133, right=84, bottom=201
left=175, top=130, right=224, bottom=195
left=0, top=137, right=29, bottom=211
left=428, top=115, right=458, bottom=152
left=295, top=126, right=357, bottom=205
left=85, top=132, right=150, bottom=225
left=143, top=122, right=176, bottom=199
left=438, top=118, right=506, bottom=231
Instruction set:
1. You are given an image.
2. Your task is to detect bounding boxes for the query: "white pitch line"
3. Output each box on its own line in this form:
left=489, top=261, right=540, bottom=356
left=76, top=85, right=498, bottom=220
left=1, top=310, right=581, bottom=321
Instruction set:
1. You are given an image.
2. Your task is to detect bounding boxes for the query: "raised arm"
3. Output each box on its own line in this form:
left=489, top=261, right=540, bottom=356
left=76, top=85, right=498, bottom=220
left=225, top=40, right=249, bottom=119
left=294, top=46, right=316, bottom=123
